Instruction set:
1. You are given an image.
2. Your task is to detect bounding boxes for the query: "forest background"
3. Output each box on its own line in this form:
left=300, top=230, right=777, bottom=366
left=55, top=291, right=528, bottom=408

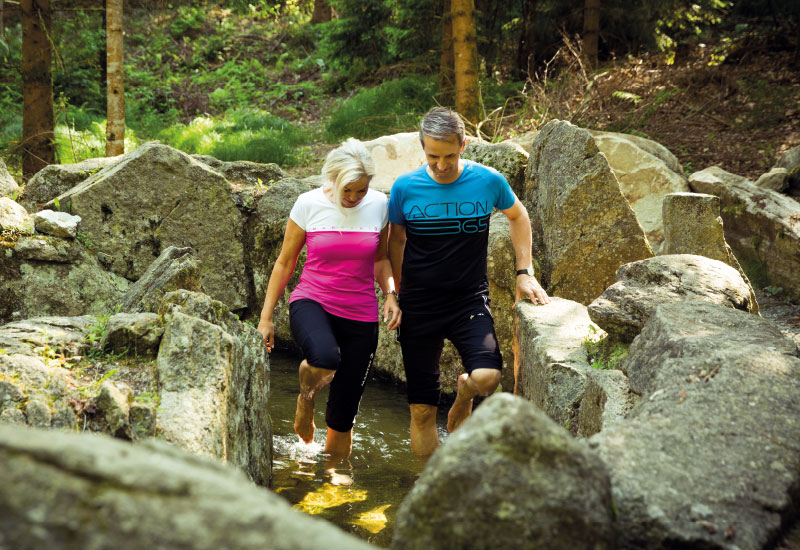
left=0, top=0, right=798, bottom=185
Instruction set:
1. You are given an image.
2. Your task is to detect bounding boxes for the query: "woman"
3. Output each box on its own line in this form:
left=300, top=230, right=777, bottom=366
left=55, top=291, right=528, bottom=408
left=257, top=138, right=401, bottom=460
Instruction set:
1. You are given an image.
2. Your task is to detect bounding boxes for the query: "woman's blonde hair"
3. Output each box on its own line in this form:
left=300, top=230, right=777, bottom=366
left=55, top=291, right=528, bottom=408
left=322, top=138, right=375, bottom=215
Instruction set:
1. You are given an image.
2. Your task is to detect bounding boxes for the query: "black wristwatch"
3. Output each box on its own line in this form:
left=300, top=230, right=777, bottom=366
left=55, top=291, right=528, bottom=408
left=516, top=268, right=533, bottom=277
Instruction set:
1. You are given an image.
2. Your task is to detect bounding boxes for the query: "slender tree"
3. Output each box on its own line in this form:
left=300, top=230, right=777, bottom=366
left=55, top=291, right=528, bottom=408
left=0, top=0, right=7, bottom=60
left=310, top=0, right=331, bottom=24
left=106, top=0, right=124, bottom=157
left=451, top=0, right=479, bottom=123
left=21, top=0, right=54, bottom=178
left=516, top=0, right=537, bottom=78
left=439, top=0, right=454, bottom=104
left=582, top=0, right=599, bottom=68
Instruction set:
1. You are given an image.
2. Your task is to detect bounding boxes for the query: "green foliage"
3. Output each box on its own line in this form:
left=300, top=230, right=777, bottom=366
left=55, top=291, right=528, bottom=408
left=385, top=0, right=441, bottom=64
left=51, top=10, right=107, bottom=115
left=319, top=0, right=393, bottom=85
left=326, top=76, right=437, bottom=141
left=582, top=326, right=629, bottom=371
left=169, top=6, right=207, bottom=38
left=157, top=109, right=306, bottom=165
left=85, top=313, right=112, bottom=359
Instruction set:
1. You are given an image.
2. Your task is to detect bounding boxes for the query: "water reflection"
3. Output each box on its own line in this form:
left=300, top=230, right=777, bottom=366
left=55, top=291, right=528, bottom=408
left=270, top=351, right=448, bottom=547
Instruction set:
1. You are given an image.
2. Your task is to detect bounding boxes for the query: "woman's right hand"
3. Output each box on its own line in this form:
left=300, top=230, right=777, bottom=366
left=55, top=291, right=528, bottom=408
left=257, top=319, right=275, bottom=353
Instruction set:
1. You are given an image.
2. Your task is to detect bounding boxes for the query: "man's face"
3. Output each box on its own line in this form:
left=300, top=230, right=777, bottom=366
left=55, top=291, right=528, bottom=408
left=421, top=135, right=465, bottom=184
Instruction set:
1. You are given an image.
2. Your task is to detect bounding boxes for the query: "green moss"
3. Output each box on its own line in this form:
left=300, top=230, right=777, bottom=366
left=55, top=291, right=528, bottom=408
left=722, top=200, right=746, bottom=216
left=737, top=250, right=770, bottom=289
left=582, top=326, right=629, bottom=370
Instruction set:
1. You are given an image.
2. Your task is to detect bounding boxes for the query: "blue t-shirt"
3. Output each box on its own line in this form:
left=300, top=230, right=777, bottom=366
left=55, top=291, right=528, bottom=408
left=389, top=159, right=516, bottom=312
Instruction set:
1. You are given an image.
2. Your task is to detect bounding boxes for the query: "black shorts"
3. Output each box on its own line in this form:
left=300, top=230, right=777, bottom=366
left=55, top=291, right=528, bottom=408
left=289, top=299, right=378, bottom=433
left=397, top=295, right=502, bottom=406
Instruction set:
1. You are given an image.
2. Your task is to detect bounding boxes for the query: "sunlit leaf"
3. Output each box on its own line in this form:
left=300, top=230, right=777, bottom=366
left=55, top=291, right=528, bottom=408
left=294, top=484, right=368, bottom=515
left=351, top=504, right=391, bottom=534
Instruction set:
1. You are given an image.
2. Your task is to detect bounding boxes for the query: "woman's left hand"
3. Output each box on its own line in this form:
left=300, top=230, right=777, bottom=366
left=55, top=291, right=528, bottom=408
left=383, top=294, right=402, bottom=331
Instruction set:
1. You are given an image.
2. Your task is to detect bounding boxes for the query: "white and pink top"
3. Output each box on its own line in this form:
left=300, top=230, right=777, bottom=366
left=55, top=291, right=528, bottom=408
left=289, top=187, right=389, bottom=322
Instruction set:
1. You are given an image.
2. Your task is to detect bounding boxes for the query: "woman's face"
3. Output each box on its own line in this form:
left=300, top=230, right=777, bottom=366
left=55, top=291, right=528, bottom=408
left=341, top=176, right=370, bottom=208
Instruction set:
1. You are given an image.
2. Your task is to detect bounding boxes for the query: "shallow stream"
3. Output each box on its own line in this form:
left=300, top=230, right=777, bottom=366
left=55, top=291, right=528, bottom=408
left=269, top=351, right=449, bottom=547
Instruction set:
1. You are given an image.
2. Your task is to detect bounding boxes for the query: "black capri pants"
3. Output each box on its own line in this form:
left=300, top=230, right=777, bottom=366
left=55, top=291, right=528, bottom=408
left=289, top=299, right=378, bottom=433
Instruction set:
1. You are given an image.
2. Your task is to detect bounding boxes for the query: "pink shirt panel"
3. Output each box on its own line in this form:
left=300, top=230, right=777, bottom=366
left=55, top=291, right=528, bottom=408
left=289, top=188, right=388, bottom=322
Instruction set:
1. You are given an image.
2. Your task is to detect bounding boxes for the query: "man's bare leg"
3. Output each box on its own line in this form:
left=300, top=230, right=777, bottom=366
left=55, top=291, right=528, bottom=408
left=410, top=403, right=438, bottom=456
left=294, top=359, right=335, bottom=444
left=447, top=368, right=501, bottom=433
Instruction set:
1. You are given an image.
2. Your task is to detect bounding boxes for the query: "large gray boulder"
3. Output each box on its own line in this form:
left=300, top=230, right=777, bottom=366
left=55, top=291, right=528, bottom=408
left=524, top=120, right=653, bottom=305
left=192, top=155, right=288, bottom=188
left=588, top=254, right=756, bottom=342
left=661, top=191, right=758, bottom=313
left=513, top=298, right=622, bottom=433
left=0, top=234, right=130, bottom=323
left=363, top=132, right=424, bottom=192
left=463, top=140, right=529, bottom=198
left=486, top=211, right=521, bottom=392
left=0, top=425, right=374, bottom=550
left=119, top=245, right=202, bottom=313
left=590, top=129, right=683, bottom=175
left=774, top=145, right=800, bottom=172
left=754, top=167, right=790, bottom=192
left=0, top=196, right=34, bottom=234
left=689, top=166, right=800, bottom=302
left=589, top=130, right=690, bottom=251
left=0, top=157, right=18, bottom=198
left=392, top=393, right=615, bottom=550
left=0, top=289, right=271, bottom=486
left=244, top=177, right=313, bottom=348
left=159, top=290, right=271, bottom=486
left=20, top=156, right=118, bottom=211
left=590, top=301, right=800, bottom=549
left=49, top=142, right=249, bottom=310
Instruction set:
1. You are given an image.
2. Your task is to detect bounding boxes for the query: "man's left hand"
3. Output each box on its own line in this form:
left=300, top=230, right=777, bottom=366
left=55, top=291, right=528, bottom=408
left=515, top=274, right=551, bottom=306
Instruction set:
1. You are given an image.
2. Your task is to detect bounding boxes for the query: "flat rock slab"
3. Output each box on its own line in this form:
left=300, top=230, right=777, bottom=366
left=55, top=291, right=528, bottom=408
left=0, top=425, right=374, bottom=550
left=590, top=301, right=800, bottom=549
left=588, top=254, right=756, bottom=342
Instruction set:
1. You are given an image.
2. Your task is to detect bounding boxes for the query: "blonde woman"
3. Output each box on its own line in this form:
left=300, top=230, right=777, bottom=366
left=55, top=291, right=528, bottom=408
left=257, top=138, right=401, bottom=460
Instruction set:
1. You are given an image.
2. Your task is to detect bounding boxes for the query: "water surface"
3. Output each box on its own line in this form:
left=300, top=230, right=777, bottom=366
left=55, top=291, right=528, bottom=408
left=269, top=351, right=449, bottom=547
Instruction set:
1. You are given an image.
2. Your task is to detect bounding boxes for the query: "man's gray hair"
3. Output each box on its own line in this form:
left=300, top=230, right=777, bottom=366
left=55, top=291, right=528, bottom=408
left=419, top=107, right=465, bottom=146
left=322, top=137, right=375, bottom=216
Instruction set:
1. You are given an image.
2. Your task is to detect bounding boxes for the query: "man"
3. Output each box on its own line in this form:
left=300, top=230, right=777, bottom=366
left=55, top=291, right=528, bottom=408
left=388, top=107, right=550, bottom=456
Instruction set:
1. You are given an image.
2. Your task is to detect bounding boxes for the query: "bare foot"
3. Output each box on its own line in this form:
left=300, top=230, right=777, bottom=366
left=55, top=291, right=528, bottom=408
left=294, top=394, right=316, bottom=444
left=447, top=373, right=474, bottom=433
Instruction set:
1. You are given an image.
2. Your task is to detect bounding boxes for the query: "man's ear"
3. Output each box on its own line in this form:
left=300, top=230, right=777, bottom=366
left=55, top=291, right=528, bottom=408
left=460, top=140, right=467, bottom=153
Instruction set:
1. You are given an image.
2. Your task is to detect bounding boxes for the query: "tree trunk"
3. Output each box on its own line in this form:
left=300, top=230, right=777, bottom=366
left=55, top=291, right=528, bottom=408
left=451, top=0, right=479, bottom=123
left=310, top=0, right=331, bottom=24
left=106, top=0, right=124, bottom=157
left=21, top=0, right=54, bottom=179
left=516, top=0, right=536, bottom=79
left=0, top=0, right=7, bottom=59
left=439, top=0, right=454, bottom=104
left=582, top=0, right=600, bottom=69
